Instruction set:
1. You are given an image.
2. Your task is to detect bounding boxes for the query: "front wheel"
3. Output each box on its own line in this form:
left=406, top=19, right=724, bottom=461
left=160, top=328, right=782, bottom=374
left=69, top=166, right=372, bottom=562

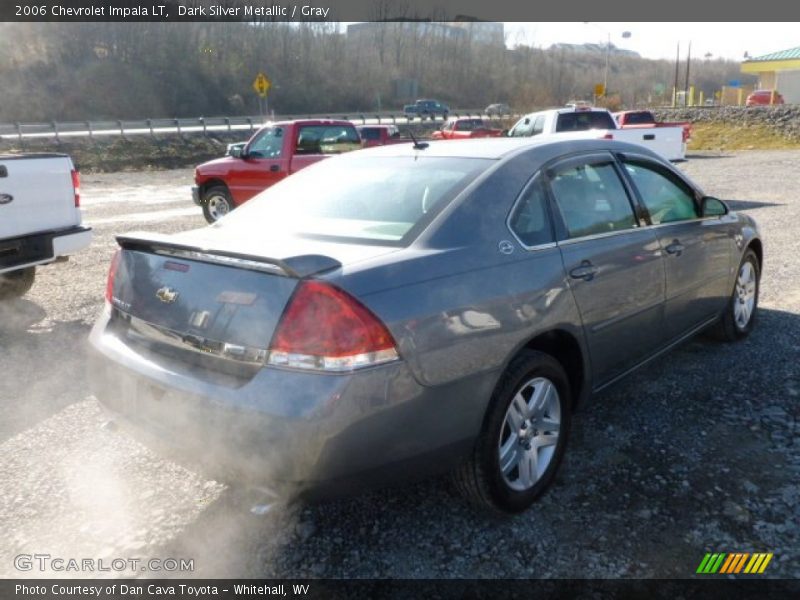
left=0, top=267, right=36, bottom=300
left=453, top=350, right=572, bottom=513
left=710, top=249, right=760, bottom=341
left=202, top=186, right=233, bottom=224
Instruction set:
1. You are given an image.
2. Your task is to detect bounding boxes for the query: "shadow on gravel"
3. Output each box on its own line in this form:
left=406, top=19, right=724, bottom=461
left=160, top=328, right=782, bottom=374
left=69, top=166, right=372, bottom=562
left=133, top=307, right=798, bottom=578
left=724, top=198, right=784, bottom=211
left=0, top=298, right=46, bottom=332
left=685, top=153, right=733, bottom=160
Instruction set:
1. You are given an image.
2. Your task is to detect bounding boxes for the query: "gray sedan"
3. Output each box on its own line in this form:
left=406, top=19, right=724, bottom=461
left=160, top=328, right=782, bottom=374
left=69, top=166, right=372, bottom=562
left=89, top=138, right=761, bottom=513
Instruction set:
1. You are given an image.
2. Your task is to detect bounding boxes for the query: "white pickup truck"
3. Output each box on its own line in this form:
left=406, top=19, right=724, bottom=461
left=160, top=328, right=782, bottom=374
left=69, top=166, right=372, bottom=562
left=508, top=106, right=686, bottom=161
left=0, top=153, right=92, bottom=299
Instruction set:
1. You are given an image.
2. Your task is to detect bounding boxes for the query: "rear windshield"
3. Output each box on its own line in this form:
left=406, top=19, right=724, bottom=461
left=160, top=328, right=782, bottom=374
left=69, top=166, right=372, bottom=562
left=621, top=112, right=655, bottom=125
left=218, top=156, right=493, bottom=245
left=556, top=111, right=616, bottom=132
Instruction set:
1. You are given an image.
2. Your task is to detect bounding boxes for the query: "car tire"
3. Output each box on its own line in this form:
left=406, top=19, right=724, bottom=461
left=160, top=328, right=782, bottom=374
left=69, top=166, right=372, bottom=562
left=202, top=185, right=233, bottom=224
left=453, top=350, right=572, bottom=513
left=710, top=248, right=760, bottom=342
left=0, top=267, right=36, bottom=300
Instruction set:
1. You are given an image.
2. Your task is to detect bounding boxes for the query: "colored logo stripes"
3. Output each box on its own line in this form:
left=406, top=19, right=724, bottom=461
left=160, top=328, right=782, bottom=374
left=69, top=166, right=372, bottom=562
left=696, top=552, right=773, bottom=574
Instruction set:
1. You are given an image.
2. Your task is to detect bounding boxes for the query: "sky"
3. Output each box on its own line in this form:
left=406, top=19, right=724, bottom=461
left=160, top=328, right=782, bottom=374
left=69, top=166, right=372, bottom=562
left=504, top=23, right=800, bottom=61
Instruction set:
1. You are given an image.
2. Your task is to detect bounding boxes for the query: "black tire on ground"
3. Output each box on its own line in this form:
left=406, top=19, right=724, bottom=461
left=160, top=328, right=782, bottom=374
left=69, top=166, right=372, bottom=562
left=202, top=185, right=233, bottom=224
left=0, top=267, right=36, bottom=300
left=709, top=248, right=760, bottom=342
left=453, top=350, right=572, bottom=513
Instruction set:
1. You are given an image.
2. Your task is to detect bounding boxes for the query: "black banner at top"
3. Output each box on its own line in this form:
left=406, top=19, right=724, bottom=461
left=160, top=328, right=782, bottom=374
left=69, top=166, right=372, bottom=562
left=2, top=0, right=800, bottom=22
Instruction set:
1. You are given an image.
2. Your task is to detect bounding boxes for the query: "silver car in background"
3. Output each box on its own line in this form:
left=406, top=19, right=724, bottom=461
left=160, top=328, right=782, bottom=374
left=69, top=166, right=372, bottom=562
left=89, top=138, right=761, bottom=513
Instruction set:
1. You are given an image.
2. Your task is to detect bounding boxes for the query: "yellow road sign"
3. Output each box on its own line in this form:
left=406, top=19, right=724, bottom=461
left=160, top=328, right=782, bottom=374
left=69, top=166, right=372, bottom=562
left=253, top=72, right=271, bottom=97
left=594, top=83, right=605, bottom=97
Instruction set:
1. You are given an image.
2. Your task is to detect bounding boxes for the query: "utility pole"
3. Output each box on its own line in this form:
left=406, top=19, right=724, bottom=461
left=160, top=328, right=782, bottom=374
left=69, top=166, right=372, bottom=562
left=673, top=42, right=680, bottom=107
left=684, top=41, right=692, bottom=107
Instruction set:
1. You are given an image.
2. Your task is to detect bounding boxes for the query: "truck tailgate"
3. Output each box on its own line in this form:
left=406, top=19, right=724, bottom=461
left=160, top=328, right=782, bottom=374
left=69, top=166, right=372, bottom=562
left=0, top=154, right=80, bottom=240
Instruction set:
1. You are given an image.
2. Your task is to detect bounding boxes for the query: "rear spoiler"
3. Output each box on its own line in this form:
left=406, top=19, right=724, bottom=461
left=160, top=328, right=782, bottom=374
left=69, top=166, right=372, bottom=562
left=116, top=232, right=342, bottom=279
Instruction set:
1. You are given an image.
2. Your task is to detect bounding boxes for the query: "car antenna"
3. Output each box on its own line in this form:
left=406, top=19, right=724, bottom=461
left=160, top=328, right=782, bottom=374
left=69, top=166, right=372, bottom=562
left=408, top=129, right=429, bottom=150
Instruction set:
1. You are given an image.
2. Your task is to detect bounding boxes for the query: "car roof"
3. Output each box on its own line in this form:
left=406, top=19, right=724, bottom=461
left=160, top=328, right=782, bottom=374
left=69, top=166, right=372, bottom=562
left=347, top=136, right=659, bottom=161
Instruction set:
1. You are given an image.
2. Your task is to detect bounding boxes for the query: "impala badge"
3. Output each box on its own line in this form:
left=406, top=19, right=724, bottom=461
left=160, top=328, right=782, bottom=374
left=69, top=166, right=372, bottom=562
left=156, top=286, right=179, bottom=304
left=0, top=193, right=13, bottom=205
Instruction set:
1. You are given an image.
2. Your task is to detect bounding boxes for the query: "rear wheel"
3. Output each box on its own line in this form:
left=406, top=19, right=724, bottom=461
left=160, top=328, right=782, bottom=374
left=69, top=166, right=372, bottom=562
left=202, top=186, right=233, bottom=223
left=0, top=267, right=36, bottom=300
left=453, top=350, right=571, bottom=513
left=710, top=249, right=759, bottom=341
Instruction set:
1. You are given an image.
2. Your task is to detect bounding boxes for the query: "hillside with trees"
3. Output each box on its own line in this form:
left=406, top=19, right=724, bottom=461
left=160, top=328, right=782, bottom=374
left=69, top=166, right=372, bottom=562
left=0, top=22, right=752, bottom=122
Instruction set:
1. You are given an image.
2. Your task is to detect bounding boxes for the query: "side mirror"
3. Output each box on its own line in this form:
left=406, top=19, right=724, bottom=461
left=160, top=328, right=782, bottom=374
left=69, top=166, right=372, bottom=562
left=227, top=143, right=246, bottom=158
left=701, top=196, right=728, bottom=217
left=501, top=129, right=510, bottom=137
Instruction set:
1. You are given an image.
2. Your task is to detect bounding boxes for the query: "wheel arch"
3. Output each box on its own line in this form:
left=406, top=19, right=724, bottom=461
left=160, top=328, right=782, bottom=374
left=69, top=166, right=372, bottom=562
left=198, top=178, right=230, bottom=202
left=746, top=237, right=763, bottom=270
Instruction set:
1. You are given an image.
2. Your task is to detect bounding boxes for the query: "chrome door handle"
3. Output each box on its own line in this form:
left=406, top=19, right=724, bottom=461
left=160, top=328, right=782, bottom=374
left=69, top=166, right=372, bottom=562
left=569, top=261, right=598, bottom=281
left=665, top=240, right=685, bottom=256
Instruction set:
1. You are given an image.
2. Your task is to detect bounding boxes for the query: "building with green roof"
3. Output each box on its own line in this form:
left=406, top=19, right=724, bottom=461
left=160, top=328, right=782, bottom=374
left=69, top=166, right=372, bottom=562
left=741, top=46, right=800, bottom=103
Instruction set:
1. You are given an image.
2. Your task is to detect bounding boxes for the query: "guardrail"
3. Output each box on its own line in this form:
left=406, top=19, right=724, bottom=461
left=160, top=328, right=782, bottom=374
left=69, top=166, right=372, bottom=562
left=0, top=110, right=514, bottom=142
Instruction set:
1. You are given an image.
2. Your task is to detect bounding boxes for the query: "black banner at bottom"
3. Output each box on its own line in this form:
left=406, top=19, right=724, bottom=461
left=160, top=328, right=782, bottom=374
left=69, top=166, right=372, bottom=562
left=4, top=579, right=800, bottom=600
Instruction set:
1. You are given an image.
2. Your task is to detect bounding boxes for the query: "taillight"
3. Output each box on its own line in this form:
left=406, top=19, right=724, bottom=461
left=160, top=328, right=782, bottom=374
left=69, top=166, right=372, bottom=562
left=105, top=249, right=121, bottom=303
left=71, top=169, right=80, bottom=207
left=267, top=281, right=399, bottom=372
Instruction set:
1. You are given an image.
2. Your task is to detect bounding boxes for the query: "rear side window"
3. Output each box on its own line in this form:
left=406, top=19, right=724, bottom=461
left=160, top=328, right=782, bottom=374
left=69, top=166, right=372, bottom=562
left=510, top=115, right=535, bottom=137
left=359, top=128, right=380, bottom=141
left=549, top=162, right=637, bottom=239
left=532, top=116, right=545, bottom=136
left=296, top=125, right=361, bottom=155
left=555, top=111, right=616, bottom=132
left=623, top=161, right=698, bottom=224
left=509, top=178, right=554, bottom=247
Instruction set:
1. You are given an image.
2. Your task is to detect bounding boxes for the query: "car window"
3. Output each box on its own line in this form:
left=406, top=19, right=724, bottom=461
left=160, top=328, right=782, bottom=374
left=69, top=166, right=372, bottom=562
left=509, top=177, right=554, bottom=247
left=247, top=127, right=283, bottom=158
left=532, top=116, right=545, bottom=136
left=555, top=111, right=616, bottom=132
left=296, top=125, right=360, bottom=155
left=549, top=162, right=637, bottom=239
left=359, top=128, right=380, bottom=140
left=221, top=156, right=492, bottom=245
left=623, top=161, right=698, bottom=224
left=510, top=115, right=535, bottom=137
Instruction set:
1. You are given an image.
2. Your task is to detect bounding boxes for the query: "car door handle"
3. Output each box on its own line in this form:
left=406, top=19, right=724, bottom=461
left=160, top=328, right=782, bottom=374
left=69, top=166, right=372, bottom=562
left=569, top=261, right=598, bottom=281
left=269, top=164, right=280, bottom=172
left=665, top=240, right=685, bottom=256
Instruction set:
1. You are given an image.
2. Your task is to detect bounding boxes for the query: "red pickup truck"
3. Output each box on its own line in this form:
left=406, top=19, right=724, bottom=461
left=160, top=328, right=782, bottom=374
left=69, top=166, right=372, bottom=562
left=431, top=118, right=504, bottom=140
left=192, top=119, right=360, bottom=222
left=613, top=110, right=692, bottom=143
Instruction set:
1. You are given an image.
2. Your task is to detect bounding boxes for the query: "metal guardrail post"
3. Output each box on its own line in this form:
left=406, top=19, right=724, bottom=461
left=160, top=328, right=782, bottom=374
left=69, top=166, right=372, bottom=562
left=391, top=115, right=396, bottom=124
left=117, top=120, right=126, bottom=139
left=200, top=117, right=207, bottom=136
left=15, top=123, right=22, bottom=143
left=359, top=114, right=365, bottom=124
left=147, top=119, right=154, bottom=137
left=86, top=121, right=93, bottom=139
left=246, top=117, right=253, bottom=132
left=52, top=121, right=59, bottom=143
left=174, top=118, right=182, bottom=137
left=375, top=115, right=380, bottom=124
left=224, top=117, right=231, bottom=132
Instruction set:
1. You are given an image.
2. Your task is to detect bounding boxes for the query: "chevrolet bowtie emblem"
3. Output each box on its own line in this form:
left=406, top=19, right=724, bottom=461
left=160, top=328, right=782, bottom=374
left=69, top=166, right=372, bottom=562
left=156, top=286, right=179, bottom=304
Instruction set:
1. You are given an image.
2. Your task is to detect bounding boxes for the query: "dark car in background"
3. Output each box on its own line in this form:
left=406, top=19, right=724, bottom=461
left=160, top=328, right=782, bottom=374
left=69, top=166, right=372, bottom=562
left=485, top=103, right=511, bottom=116
left=91, top=137, right=762, bottom=513
left=403, top=99, right=450, bottom=120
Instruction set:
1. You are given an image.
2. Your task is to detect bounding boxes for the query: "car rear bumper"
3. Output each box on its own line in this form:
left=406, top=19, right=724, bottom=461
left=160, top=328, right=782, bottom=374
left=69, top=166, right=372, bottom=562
left=87, top=306, right=486, bottom=498
left=0, top=225, right=92, bottom=274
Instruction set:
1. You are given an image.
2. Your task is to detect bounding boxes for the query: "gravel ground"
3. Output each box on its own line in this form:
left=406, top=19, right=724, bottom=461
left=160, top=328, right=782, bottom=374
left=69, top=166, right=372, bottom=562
left=0, top=152, right=797, bottom=579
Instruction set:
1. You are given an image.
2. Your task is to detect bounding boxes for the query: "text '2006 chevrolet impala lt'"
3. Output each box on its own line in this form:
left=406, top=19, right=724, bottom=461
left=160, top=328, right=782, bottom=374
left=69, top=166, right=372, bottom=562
left=89, top=137, right=761, bottom=513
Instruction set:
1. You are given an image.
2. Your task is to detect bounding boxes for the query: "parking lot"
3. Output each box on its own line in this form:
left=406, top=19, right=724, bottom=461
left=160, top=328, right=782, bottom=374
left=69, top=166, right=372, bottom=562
left=0, top=151, right=798, bottom=578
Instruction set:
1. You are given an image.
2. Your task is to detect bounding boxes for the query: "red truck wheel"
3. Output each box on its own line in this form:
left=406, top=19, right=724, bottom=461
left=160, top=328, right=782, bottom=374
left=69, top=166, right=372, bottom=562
left=202, top=186, right=233, bottom=223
